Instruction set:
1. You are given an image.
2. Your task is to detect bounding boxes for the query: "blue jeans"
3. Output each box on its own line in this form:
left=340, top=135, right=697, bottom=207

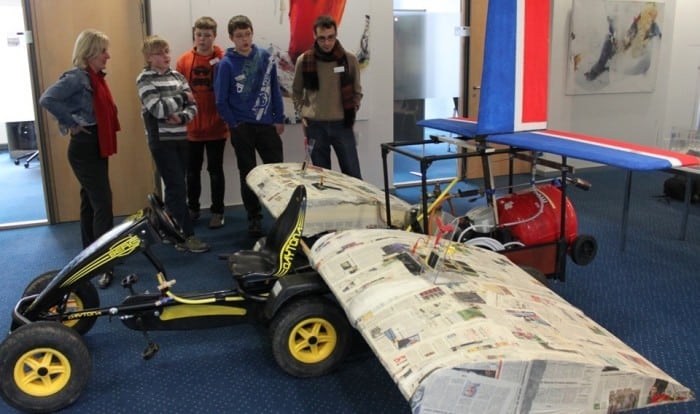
left=149, top=140, right=193, bottom=237
left=306, top=120, right=362, bottom=179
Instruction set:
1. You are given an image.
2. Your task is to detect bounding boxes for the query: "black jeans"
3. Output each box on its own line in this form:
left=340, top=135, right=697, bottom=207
left=149, top=140, right=193, bottom=237
left=67, top=127, right=113, bottom=248
left=229, top=123, right=283, bottom=220
left=187, top=139, right=226, bottom=214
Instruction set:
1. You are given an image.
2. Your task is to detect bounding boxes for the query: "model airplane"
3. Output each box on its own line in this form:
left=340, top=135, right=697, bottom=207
left=417, top=0, right=699, bottom=171
left=409, top=0, right=700, bottom=278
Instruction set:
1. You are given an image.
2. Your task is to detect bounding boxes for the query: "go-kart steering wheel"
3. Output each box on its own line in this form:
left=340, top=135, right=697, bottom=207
left=147, top=193, right=186, bottom=244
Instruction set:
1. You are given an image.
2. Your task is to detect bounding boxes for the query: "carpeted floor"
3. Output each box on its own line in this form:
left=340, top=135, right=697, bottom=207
left=0, top=149, right=46, bottom=224
left=0, top=165, right=698, bottom=413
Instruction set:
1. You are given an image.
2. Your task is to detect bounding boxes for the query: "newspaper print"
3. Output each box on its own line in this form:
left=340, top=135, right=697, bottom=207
left=247, top=162, right=412, bottom=236
left=309, top=229, right=694, bottom=413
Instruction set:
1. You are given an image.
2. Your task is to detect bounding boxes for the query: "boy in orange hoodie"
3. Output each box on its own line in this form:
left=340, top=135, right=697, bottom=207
left=176, top=16, right=230, bottom=229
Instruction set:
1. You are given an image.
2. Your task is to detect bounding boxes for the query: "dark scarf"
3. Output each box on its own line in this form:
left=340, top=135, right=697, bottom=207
left=301, top=40, right=356, bottom=127
left=87, top=67, right=120, bottom=157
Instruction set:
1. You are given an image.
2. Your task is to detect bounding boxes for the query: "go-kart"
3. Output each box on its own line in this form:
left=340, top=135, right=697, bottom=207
left=0, top=185, right=351, bottom=413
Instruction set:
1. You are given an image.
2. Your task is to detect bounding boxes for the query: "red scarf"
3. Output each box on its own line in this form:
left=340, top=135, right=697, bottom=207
left=87, top=67, right=120, bottom=157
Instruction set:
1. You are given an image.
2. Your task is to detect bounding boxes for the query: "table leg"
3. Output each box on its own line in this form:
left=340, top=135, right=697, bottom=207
left=620, top=170, right=632, bottom=252
left=680, top=174, right=691, bottom=240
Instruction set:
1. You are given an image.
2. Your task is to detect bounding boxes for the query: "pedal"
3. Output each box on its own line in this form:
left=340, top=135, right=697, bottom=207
left=121, top=273, right=138, bottom=294
left=142, top=342, right=160, bottom=360
left=136, top=316, right=159, bottom=360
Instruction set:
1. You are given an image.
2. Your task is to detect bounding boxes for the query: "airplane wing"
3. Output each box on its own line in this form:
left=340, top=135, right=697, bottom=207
left=418, top=117, right=700, bottom=170
left=246, top=162, right=412, bottom=236
left=309, top=228, right=695, bottom=413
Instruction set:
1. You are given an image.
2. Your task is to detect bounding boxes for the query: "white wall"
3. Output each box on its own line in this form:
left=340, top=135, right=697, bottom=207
left=0, top=0, right=34, bottom=145
left=661, top=1, right=700, bottom=131
left=149, top=0, right=700, bottom=208
left=149, top=0, right=394, bottom=207
left=548, top=0, right=700, bottom=158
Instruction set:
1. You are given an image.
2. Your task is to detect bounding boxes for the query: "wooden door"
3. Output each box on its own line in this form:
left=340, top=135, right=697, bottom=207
left=467, top=0, right=487, bottom=119
left=465, top=0, right=530, bottom=178
left=27, top=0, right=154, bottom=222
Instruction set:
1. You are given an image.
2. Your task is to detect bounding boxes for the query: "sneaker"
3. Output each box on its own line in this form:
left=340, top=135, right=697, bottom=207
left=175, top=236, right=210, bottom=253
left=189, top=209, right=200, bottom=221
left=97, top=271, right=113, bottom=289
left=248, top=218, right=263, bottom=237
left=208, top=213, right=225, bottom=229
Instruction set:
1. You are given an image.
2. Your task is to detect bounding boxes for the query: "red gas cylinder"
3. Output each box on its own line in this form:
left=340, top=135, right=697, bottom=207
left=496, top=184, right=578, bottom=246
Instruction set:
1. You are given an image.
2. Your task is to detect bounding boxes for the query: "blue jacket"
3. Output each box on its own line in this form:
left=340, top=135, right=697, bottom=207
left=39, top=67, right=95, bottom=134
left=214, top=44, right=284, bottom=127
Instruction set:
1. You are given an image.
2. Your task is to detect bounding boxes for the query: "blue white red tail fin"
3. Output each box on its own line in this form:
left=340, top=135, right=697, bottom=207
left=477, top=0, right=550, bottom=135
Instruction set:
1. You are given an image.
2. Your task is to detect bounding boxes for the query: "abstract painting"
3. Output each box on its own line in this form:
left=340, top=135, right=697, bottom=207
left=566, top=0, right=664, bottom=94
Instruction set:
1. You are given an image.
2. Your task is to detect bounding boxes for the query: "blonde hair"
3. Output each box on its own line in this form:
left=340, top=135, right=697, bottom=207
left=141, top=35, right=169, bottom=68
left=72, top=29, right=110, bottom=69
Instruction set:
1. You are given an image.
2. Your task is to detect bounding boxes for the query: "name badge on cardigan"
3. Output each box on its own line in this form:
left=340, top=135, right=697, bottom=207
left=333, top=66, right=345, bottom=73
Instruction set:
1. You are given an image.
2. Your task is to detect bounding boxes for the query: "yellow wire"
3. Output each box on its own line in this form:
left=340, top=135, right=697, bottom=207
left=407, top=177, right=461, bottom=232
left=155, top=272, right=243, bottom=305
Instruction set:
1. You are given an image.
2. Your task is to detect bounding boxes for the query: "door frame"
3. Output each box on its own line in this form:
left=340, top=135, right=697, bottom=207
left=24, top=0, right=154, bottom=223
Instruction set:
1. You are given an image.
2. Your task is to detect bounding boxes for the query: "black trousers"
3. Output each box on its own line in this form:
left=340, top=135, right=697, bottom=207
left=187, top=139, right=226, bottom=214
left=149, top=140, right=193, bottom=237
left=229, top=123, right=283, bottom=220
left=67, top=127, right=113, bottom=248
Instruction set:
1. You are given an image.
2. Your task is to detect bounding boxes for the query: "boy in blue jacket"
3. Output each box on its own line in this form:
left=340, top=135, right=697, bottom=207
left=214, top=15, right=285, bottom=236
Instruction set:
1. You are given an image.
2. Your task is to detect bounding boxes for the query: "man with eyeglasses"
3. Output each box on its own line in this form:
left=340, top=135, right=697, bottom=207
left=214, top=15, right=285, bottom=237
left=292, top=15, right=364, bottom=179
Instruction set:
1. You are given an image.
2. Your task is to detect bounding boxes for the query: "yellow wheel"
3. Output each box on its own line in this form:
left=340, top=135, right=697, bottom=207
left=0, top=322, right=91, bottom=413
left=288, top=317, right=338, bottom=364
left=20, top=270, right=99, bottom=334
left=15, top=347, right=72, bottom=397
left=270, top=297, right=351, bottom=377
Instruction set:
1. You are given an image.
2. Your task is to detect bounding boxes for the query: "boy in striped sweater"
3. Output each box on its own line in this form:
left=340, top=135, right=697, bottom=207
left=137, top=35, right=210, bottom=253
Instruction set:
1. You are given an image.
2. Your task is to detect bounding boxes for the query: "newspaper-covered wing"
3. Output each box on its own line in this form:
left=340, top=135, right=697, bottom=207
left=309, top=229, right=695, bottom=414
left=246, top=163, right=412, bottom=236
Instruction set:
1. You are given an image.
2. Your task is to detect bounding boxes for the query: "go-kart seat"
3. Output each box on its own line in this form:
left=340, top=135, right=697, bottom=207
left=228, top=185, right=307, bottom=296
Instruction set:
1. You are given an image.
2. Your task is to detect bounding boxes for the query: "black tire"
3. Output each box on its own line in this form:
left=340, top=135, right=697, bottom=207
left=0, top=322, right=92, bottom=413
left=21, top=270, right=100, bottom=335
left=269, top=296, right=351, bottom=378
left=570, top=234, right=597, bottom=266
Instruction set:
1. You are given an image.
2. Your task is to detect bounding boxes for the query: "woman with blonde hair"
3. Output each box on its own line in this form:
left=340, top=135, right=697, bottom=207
left=40, top=29, right=121, bottom=288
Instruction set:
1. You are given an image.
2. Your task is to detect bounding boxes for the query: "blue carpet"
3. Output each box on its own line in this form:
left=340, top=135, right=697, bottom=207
left=0, top=149, right=46, bottom=224
left=0, top=166, right=699, bottom=413
left=0, top=207, right=409, bottom=413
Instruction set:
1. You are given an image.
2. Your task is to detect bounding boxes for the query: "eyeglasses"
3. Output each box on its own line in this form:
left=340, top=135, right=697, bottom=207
left=316, top=34, right=336, bottom=43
